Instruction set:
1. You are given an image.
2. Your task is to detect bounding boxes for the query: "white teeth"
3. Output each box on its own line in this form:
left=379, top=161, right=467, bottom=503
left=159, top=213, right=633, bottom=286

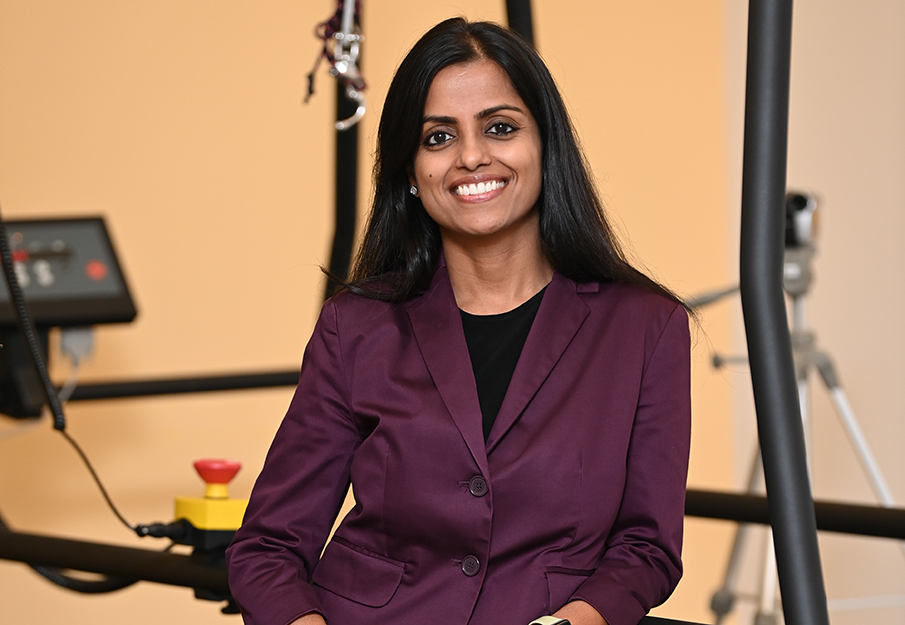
left=455, top=180, right=505, bottom=196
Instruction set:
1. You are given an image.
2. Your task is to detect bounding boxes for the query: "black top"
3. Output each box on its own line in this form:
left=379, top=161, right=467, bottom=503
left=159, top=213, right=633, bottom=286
left=460, top=287, right=546, bottom=441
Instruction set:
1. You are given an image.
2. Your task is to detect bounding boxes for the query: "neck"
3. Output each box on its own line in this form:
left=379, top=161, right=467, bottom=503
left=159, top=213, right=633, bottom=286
left=442, top=232, right=553, bottom=315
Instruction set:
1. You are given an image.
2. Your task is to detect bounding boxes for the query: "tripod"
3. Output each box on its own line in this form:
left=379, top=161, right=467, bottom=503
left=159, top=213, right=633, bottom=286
left=707, top=240, right=902, bottom=624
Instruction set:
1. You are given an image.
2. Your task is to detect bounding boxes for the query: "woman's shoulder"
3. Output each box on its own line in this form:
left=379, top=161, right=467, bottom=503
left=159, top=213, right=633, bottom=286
left=324, top=287, right=400, bottom=314
left=318, top=287, right=412, bottom=334
left=574, top=278, right=683, bottom=311
left=568, top=280, right=691, bottom=361
left=568, top=277, right=688, bottom=334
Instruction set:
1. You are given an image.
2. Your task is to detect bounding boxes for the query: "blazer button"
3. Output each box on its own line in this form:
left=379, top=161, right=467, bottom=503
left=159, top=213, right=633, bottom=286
left=461, top=555, right=480, bottom=577
left=468, top=476, right=488, bottom=497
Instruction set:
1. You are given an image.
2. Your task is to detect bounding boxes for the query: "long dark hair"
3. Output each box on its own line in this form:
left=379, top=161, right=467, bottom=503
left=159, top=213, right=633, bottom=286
left=345, top=18, right=680, bottom=305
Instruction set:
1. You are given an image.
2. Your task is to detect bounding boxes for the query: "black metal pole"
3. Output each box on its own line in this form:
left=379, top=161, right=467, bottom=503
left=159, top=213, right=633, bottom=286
left=62, top=369, right=299, bottom=402
left=0, top=530, right=229, bottom=594
left=323, top=80, right=359, bottom=300
left=740, top=2, right=829, bottom=624
left=505, top=0, right=535, bottom=46
left=685, top=489, right=905, bottom=540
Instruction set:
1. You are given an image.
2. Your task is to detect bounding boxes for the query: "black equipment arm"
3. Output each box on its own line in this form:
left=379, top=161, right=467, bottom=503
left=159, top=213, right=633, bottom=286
left=62, top=369, right=299, bottom=401
left=0, top=530, right=228, bottom=595
left=686, top=490, right=905, bottom=540
left=740, top=2, right=830, bottom=624
left=323, top=78, right=360, bottom=299
left=506, top=0, right=535, bottom=46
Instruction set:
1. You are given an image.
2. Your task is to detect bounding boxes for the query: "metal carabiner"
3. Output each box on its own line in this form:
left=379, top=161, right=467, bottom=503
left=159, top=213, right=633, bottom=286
left=331, top=19, right=366, bottom=131
left=336, top=85, right=366, bottom=131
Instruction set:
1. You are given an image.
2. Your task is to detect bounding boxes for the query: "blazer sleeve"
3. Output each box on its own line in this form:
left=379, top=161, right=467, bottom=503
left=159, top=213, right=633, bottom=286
left=226, top=299, right=361, bottom=625
left=572, top=303, right=692, bottom=625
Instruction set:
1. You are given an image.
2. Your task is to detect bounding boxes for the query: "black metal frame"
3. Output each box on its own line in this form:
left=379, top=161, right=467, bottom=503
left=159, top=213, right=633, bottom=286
left=740, top=2, right=830, bottom=624
left=62, top=369, right=299, bottom=401
left=0, top=529, right=228, bottom=595
left=322, top=77, right=360, bottom=299
left=2, top=2, right=856, bottom=623
left=506, top=0, right=535, bottom=45
left=686, top=490, right=905, bottom=540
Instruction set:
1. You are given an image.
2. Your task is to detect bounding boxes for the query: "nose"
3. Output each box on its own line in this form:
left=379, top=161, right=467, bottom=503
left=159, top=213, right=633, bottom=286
left=455, top=132, right=491, bottom=171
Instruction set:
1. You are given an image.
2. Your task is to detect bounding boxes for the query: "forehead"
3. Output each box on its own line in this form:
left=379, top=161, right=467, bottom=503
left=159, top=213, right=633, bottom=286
left=423, top=60, right=526, bottom=115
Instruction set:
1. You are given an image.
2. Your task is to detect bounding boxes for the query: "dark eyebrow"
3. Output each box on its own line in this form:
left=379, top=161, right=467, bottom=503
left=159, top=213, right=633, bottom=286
left=422, top=115, right=457, bottom=125
left=421, top=104, right=525, bottom=125
left=476, top=104, right=524, bottom=119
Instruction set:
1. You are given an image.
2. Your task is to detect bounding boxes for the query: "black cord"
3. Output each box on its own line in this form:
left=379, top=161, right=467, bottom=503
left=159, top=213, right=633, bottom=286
left=58, top=429, right=137, bottom=532
left=23, top=564, right=137, bottom=594
left=0, top=214, right=66, bottom=430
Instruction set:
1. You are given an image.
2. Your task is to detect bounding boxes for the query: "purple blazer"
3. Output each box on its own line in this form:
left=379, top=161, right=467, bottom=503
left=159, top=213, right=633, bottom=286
left=226, top=265, right=691, bottom=625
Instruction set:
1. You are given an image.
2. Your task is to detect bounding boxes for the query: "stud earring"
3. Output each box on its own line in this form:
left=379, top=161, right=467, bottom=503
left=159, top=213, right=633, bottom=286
left=409, top=185, right=418, bottom=196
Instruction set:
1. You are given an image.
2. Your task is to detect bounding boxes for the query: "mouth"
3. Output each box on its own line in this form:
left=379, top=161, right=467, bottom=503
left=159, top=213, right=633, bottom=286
left=453, top=180, right=507, bottom=197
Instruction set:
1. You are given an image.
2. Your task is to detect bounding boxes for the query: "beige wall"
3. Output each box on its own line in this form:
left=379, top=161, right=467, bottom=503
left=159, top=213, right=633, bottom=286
left=0, top=0, right=857, bottom=623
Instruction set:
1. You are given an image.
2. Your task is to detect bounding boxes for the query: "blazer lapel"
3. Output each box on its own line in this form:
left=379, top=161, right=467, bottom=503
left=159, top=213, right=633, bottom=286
left=485, top=273, right=591, bottom=452
left=406, top=264, right=489, bottom=476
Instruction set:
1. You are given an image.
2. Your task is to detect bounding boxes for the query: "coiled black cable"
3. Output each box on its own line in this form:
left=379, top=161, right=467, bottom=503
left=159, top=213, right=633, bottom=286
left=0, top=215, right=66, bottom=430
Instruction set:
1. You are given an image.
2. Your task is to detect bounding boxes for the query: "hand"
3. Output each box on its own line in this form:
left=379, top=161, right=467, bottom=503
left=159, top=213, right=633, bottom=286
left=553, top=600, right=609, bottom=625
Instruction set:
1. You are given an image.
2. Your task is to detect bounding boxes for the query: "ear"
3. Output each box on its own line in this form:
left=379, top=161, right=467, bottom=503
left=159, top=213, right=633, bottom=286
left=406, top=167, right=419, bottom=196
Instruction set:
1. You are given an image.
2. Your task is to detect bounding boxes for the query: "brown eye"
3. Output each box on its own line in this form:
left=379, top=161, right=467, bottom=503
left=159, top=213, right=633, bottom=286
left=424, top=130, right=453, bottom=146
left=487, top=122, right=516, bottom=136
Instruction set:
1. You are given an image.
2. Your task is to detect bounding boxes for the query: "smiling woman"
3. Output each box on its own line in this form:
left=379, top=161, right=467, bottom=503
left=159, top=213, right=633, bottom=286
left=226, top=18, right=692, bottom=625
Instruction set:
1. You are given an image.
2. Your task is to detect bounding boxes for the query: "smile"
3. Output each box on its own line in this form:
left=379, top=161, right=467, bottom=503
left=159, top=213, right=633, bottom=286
left=454, top=180, right=507, bottom=196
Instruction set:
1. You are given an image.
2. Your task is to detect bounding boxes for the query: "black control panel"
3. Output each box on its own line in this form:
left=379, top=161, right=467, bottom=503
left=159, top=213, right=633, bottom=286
left=0, top=217, right=136, bottom=327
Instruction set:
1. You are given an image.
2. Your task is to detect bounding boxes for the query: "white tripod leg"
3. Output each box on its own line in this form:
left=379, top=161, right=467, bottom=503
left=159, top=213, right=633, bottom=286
left=812, top=351, right=905, bottom=558
left=711, top=449, right=764, bottom=624
left=755, top=531, right=780, bottom=625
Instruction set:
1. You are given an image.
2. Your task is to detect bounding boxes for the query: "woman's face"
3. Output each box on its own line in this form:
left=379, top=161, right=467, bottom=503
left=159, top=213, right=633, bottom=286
left=410, top=60, right=542, bottom=249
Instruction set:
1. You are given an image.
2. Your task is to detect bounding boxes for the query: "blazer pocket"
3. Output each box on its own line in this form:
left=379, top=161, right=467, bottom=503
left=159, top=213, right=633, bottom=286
left=312, top=537, right=406, bottom=608
left=544, top=566, right=594, bottom=612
